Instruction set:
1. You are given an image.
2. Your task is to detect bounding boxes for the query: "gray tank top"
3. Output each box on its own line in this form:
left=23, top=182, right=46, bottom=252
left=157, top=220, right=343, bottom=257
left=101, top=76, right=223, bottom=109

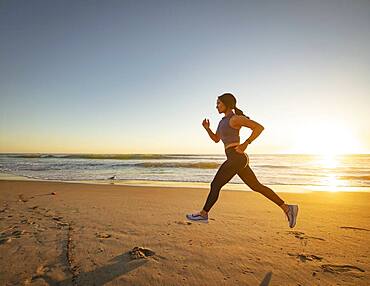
left=216, top=111, right=240, bottom=146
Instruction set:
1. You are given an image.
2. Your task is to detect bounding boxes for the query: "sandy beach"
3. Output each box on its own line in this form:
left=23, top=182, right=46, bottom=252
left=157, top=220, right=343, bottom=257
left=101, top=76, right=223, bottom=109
left=0, top=179, right=369, bottom=285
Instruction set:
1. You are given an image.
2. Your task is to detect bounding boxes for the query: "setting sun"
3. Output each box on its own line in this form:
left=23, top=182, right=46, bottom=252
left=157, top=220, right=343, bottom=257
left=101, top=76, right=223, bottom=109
left=290, top=118, right=363, bottom=155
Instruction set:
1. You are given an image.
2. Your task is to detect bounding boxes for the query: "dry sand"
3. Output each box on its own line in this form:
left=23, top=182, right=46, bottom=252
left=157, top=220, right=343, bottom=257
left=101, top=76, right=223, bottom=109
left=0, top=180, right=369, bottom=285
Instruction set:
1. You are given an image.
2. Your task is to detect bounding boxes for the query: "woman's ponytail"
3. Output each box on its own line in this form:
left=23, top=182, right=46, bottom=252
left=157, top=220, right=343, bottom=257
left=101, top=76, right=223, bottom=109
left=234, top=106, right=250, bottom=119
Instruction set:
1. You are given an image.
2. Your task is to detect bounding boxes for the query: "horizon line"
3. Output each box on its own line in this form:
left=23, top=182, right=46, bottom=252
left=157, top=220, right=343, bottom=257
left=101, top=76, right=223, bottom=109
left=0, top=152, right=369, bottom=156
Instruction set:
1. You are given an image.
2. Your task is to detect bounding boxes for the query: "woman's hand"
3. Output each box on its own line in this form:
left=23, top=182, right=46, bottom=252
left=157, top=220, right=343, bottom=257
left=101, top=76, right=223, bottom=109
left=202, top=118, right=210, bottom=129
left=234, top=143, right=248, bottom=154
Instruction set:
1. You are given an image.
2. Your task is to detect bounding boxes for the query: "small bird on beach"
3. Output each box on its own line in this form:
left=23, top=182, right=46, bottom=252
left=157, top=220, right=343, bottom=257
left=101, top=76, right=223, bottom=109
left=108, top=175, right=116, bottom=180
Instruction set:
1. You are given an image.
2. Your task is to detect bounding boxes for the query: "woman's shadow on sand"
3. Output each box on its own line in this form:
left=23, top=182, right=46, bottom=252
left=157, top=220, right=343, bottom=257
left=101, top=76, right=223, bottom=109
left=37, top=250, right=149, bottom=286
left=259, top=271, right=272, bottom=286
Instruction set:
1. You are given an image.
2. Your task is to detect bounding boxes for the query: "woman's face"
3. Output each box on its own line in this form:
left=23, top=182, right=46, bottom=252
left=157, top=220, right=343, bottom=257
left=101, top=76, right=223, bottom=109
left=216, top=99, right=227, bottom=113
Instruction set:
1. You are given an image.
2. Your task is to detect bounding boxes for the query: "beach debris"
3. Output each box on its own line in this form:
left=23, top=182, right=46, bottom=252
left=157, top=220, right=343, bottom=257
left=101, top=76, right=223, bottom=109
left=320, top=264, right=365, bottom=273
left=96, top=232, right=111, bottom=239
left=51, top=192, right=57, bottom=195
left=129, top=246, right=155, bottom=259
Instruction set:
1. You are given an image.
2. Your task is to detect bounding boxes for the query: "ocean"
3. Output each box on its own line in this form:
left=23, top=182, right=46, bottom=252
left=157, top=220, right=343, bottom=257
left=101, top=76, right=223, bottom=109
left=0, top=153, right=369, bottom=191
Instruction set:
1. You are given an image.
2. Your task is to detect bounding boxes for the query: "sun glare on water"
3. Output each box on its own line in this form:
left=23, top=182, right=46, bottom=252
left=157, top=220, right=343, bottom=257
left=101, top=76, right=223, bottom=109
left=315, top=154, right=344, bottom=191
left=299, top=154, right=349, bottom=192
left=288, top=118, right=365, bottom=191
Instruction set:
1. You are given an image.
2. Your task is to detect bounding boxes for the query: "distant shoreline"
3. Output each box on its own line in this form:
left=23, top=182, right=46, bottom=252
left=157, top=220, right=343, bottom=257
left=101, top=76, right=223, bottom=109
left=1, top=172, right=369, bottom=193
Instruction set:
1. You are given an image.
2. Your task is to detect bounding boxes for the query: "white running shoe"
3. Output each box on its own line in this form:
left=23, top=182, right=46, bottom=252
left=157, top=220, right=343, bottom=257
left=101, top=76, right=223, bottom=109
left=286, top=204, right=299, bottom=228
left=186, top=213, right=209, bottom=223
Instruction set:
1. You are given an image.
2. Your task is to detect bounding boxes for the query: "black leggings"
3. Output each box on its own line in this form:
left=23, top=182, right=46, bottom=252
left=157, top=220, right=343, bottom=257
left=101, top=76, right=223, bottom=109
left=203, top=147, right=285, bottom=212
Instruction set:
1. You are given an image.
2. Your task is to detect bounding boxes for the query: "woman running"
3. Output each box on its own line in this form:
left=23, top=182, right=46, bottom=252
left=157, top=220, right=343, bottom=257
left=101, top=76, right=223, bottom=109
left=186, top=93, right=298, bottom=228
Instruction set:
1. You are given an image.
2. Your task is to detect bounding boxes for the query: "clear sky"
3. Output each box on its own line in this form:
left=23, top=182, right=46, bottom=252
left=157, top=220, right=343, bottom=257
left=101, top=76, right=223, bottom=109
left=1, top=0, right=369, bottom=154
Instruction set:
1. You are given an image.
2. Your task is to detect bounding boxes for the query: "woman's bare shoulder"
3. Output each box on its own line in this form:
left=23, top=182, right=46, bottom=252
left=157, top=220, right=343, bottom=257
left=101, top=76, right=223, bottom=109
left=229, top=115, right=242, bottom=130
left=231, top=115, right=264, bottom=130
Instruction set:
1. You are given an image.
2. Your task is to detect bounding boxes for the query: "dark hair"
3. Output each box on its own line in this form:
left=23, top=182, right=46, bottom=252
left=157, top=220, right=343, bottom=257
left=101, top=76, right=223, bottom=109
left=218, top=93, right=250, bottom=119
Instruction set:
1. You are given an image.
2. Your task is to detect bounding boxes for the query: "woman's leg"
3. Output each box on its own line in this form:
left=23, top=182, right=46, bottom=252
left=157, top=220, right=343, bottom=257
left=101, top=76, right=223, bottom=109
left=202, top=155, right=246, bottom=213
left=236, top=163, right=299, bottom=228
left=237, top=164, right=286, bottom=207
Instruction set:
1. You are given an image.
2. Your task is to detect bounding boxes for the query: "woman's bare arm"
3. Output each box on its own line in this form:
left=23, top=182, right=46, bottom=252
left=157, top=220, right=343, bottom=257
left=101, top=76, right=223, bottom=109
left=230, top=115, right=264, bottom=145
left=205, top=127, right=220, bottom=143
left=202, top=118, right=220, bottom=143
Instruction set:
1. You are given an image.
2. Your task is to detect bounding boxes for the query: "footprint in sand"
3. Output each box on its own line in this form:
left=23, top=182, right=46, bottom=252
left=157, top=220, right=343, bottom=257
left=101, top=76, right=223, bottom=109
left=11, top=230, right=26, bottom=238
left=56, top=221, right=69, bottom=227
left=286, top=231, right=325, bottom=241
left=320, top=264, right=365, bottom=273
left=288, top=253, right=323, bottom=262
left=174, top=221, right=192, bottom=225
left=21, top=218, right=36, bottom=225
left=96, top=232, right=111, bottom=239
left=32, top=265, right=50, bottom=280
left=0, top=237, right=12, bottom=244
left=18, top=194, right=28, bottom=202
left=18, top=194, right=34, bottom=202
left=0, top=228, right=26, bottom=244
left=52, top=216, right=64, bottom=221
left=340, top=226, right=369, bottom=232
